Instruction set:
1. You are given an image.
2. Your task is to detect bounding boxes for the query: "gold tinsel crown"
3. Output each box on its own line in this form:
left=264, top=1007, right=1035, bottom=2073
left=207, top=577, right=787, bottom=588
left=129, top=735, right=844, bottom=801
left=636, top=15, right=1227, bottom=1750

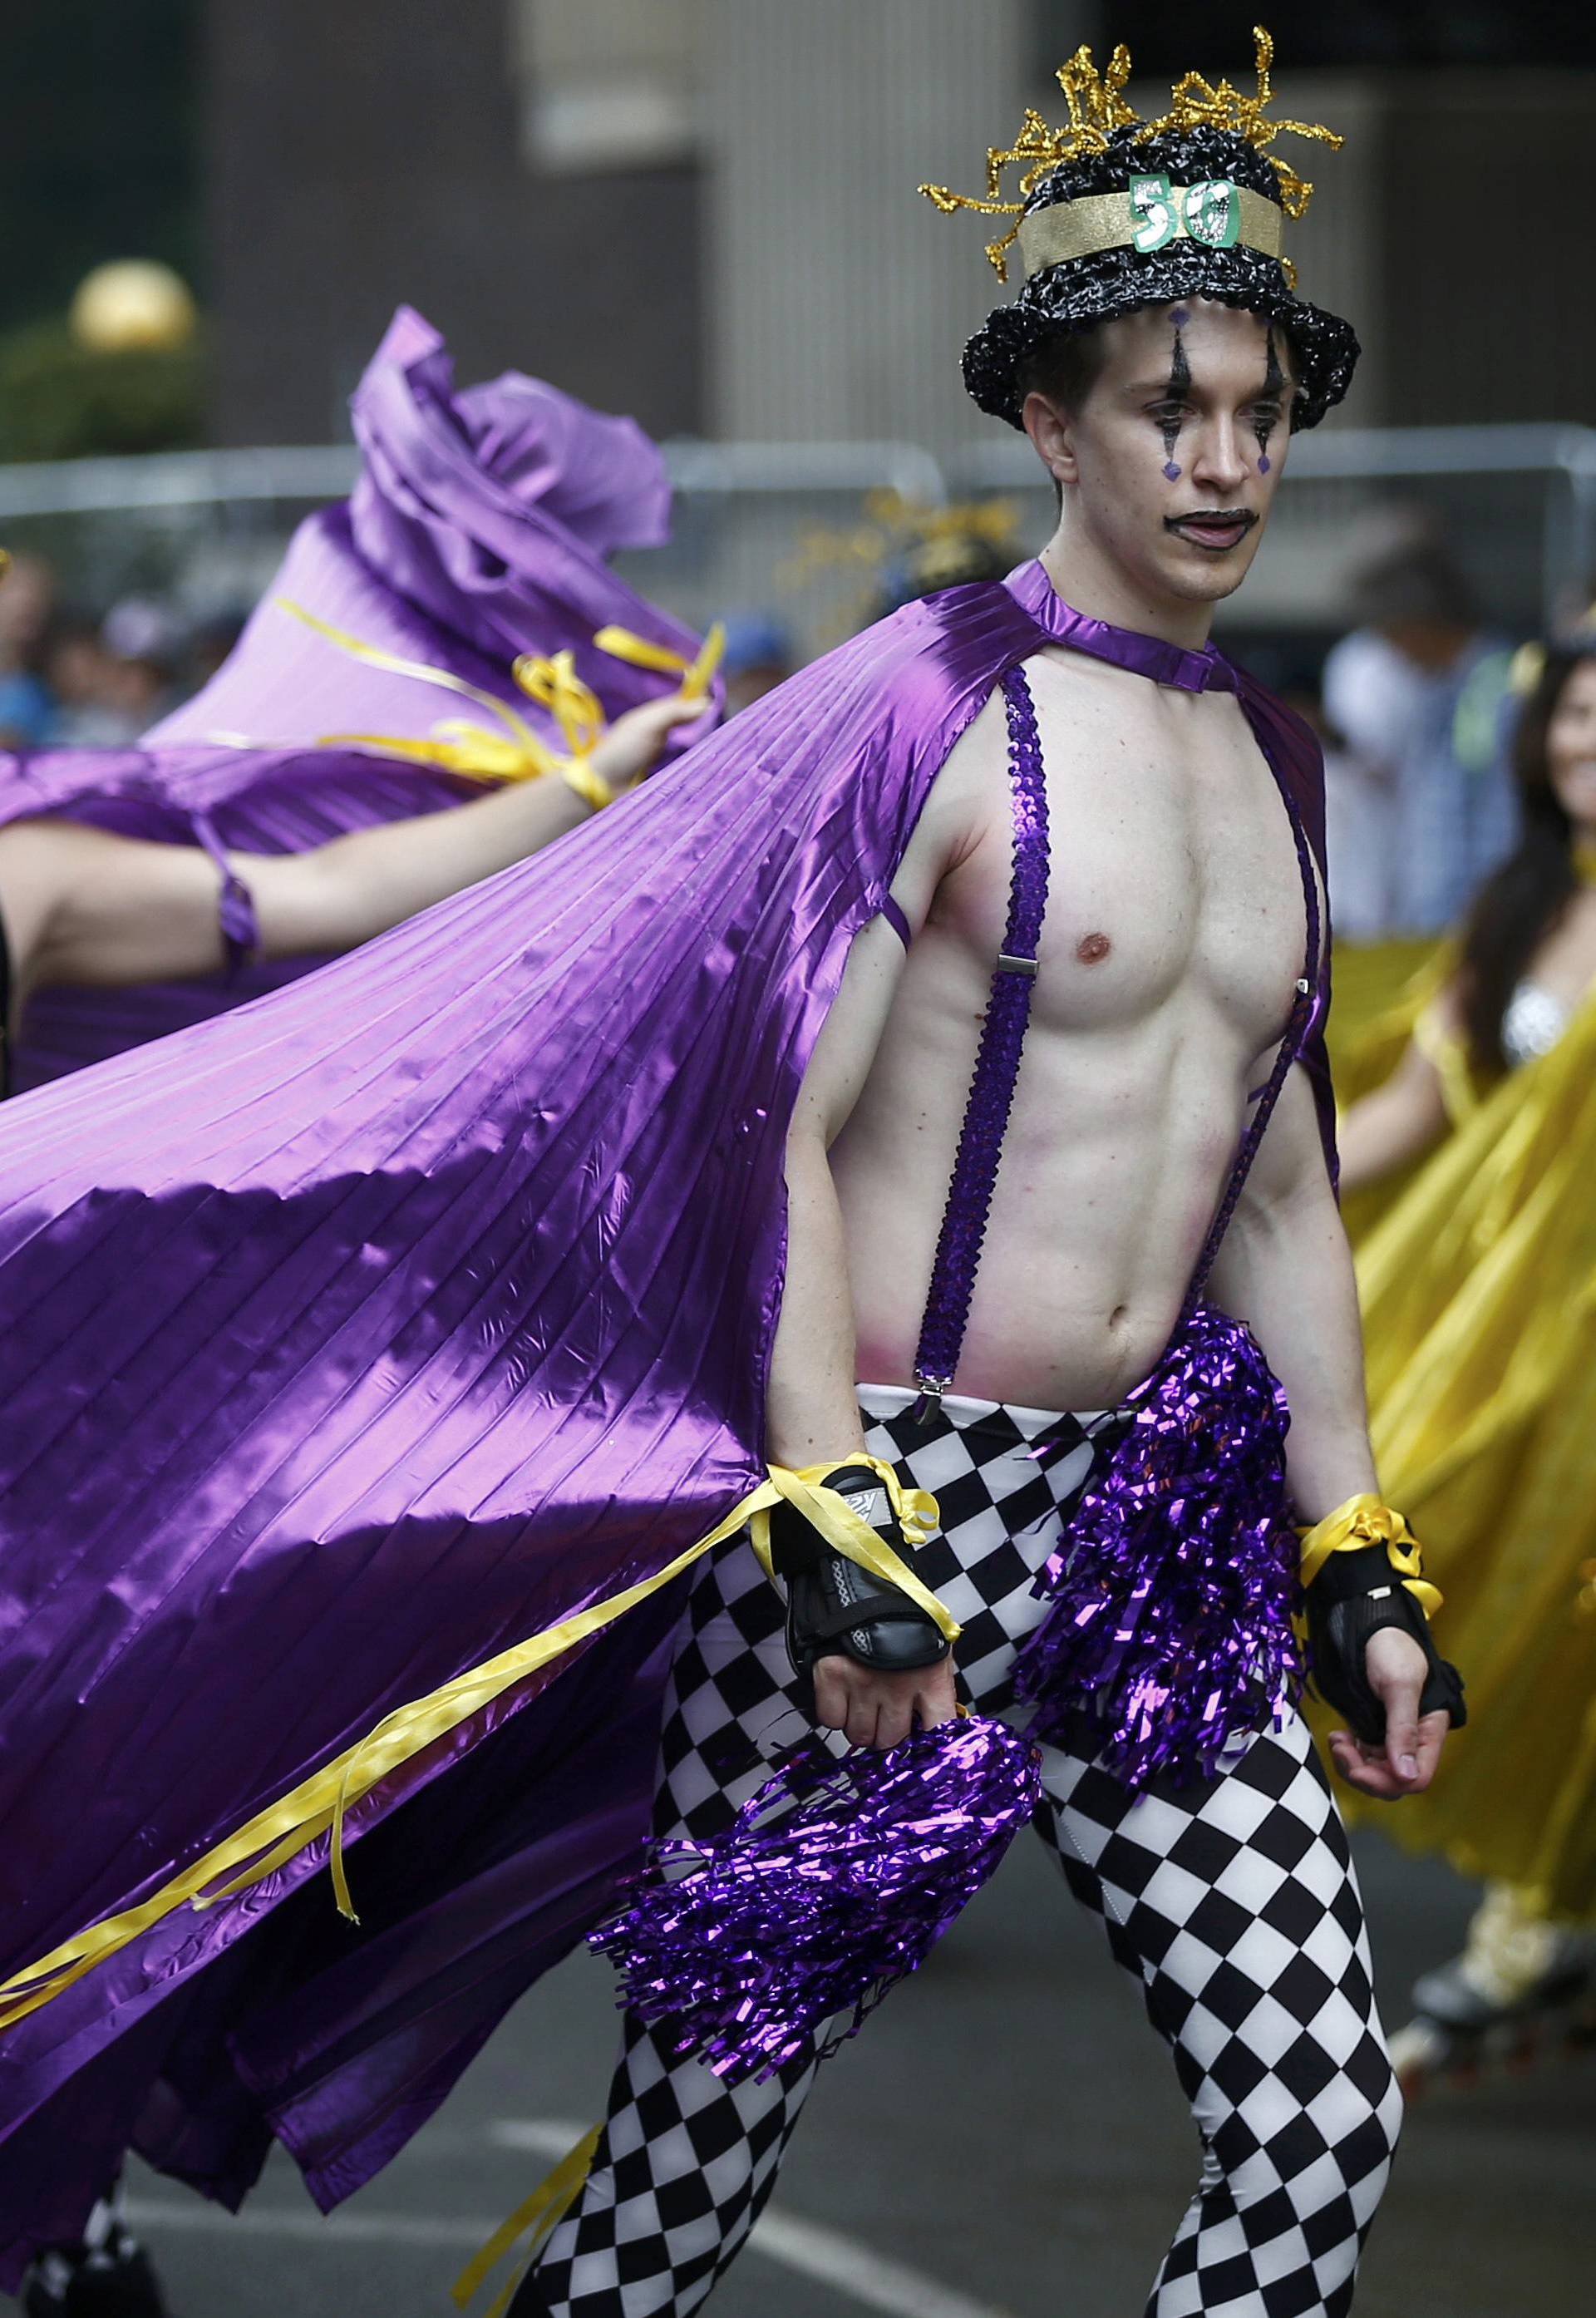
left=919, top=24, right=1343, bottom=281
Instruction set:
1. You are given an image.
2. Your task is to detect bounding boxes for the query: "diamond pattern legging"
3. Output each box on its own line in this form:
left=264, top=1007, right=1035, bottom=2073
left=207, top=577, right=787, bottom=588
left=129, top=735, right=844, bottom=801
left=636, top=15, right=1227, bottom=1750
left=514, top=1390, right=1401, bottom=2318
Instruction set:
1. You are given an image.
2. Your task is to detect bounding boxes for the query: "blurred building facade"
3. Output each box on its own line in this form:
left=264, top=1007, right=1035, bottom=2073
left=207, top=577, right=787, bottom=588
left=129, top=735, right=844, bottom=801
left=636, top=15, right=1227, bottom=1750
left=204, top=3, right=1596, bottom=453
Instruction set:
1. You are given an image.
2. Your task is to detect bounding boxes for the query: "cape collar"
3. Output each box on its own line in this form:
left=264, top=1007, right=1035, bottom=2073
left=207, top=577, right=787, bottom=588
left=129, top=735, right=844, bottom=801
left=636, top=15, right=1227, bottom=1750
left=1004, top=558, right=1237, bottom=694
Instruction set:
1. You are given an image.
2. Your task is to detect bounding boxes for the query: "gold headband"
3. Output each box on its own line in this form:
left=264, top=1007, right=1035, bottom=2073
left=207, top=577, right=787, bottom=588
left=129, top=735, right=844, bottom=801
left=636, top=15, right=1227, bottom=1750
left=1017, top=179, right=1283, bottom=278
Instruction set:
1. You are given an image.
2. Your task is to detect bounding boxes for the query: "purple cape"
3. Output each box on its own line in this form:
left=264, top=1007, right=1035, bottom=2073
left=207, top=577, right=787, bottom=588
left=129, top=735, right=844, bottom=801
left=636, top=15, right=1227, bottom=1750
left=0, top=560, right=1334, bottom=2272
left=3, top=303, right=712, bottom=1092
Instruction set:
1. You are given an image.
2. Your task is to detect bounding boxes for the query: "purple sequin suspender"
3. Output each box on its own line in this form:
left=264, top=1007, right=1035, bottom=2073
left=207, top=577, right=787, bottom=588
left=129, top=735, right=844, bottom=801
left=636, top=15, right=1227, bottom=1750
left=909, top=665, right=1051, bottom=1417
left=909, top=665, right=1322, bottom=1414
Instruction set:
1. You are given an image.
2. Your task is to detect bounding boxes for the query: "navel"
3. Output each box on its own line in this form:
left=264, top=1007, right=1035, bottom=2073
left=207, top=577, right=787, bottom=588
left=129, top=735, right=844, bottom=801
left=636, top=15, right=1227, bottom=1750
left=1076, top=931, right=1112, bottom=964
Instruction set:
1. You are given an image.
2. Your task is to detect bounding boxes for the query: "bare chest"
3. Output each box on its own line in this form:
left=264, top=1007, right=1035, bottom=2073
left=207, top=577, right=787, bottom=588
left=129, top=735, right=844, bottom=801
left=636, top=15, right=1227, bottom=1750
left=932, top=663, right=1311, bottom=1053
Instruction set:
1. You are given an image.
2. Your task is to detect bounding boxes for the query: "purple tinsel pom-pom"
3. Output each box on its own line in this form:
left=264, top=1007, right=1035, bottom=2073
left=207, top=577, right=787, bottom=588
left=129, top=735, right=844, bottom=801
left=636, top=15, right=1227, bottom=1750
left=1013, top=1305, right=1303, bottom=1790
left=589, top=1715, right=1041, bottom=2082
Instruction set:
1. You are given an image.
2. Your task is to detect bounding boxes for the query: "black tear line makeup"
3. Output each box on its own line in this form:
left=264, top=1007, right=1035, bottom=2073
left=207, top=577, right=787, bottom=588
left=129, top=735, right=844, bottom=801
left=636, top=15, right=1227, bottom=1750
left=1161, top=310, right=1191, bottom=483
left=1255, top=328, right=1285, bottom=476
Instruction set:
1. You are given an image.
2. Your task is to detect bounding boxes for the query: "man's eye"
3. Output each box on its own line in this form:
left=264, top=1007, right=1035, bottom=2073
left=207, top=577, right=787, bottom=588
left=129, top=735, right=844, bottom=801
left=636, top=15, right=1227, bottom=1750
left=1149, top=402, right=1188, bottom=422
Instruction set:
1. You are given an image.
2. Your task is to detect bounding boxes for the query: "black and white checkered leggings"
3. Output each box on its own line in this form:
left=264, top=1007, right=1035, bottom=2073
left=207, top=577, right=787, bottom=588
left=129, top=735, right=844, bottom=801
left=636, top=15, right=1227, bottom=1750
left=515, top=1389, right=1401, bottom=2317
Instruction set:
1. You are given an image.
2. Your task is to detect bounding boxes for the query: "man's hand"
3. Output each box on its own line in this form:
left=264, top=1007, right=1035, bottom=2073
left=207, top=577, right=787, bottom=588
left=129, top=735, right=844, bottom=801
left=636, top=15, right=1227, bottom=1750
left=1327, top=1625, right=1451, bottom=1801
left=813, top=1654, right=958, bottom=1751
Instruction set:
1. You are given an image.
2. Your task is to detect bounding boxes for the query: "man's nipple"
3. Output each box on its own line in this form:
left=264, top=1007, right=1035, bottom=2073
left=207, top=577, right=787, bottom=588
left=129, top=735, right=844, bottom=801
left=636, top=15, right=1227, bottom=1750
left=1075, top=931, right=1112, bottom=964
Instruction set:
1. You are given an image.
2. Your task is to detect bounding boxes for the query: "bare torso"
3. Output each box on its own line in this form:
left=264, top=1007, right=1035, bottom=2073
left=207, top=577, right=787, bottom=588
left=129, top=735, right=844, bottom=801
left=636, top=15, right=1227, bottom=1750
left=831, top=643, right=1315, bottom=1411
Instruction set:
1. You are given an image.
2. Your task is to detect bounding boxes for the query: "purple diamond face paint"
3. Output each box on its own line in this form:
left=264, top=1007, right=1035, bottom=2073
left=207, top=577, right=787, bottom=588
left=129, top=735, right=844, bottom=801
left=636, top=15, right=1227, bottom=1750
left=1254, top=328, right=1285, bottom=473
left=1159, top=323, right=1191, bottom=480
left=1170, top=306, right=1190, bottom=326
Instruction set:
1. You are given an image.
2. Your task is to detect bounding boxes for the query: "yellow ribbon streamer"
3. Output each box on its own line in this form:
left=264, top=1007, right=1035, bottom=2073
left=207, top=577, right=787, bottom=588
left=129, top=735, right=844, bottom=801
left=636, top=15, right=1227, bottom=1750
left=1298, top=1492, right=1443, bottom=1619
left=0, top=1462, right=953, bottom=2029
left=452, top=2124, right=602, bottom=2316
left=276, top=599, right=564, bottom=783
left=281, top=599, right=717, bottom=801
left=594, top=620, right=726, bottom=704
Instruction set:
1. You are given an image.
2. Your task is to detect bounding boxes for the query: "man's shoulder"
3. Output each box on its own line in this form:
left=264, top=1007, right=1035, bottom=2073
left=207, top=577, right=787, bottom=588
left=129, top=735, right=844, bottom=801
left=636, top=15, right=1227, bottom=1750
left=1228, top=659, right=1325, bottom=772
left=737, top=579, right=1040, bottom=740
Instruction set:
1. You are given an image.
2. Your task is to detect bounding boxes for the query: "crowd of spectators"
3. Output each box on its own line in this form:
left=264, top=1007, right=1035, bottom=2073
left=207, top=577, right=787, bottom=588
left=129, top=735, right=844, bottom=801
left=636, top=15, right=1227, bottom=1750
left=1317, top=516, right=1520, bottom=941
left=0, top=550, right=243, bottom=753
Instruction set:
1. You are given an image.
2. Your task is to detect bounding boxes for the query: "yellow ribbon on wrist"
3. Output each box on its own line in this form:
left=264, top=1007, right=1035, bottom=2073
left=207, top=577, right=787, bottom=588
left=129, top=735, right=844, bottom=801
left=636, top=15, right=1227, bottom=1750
left=558, top=757, right=615, bottom=811
left=1298, top=1492, right=1443, bottom=1620
left=746, top=1455, right=953, bottom=1638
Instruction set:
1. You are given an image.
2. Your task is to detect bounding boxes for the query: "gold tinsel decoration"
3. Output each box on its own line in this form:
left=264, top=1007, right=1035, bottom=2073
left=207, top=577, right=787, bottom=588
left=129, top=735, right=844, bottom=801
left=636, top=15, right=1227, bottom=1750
left=920, top=25, right=1342, bottom=280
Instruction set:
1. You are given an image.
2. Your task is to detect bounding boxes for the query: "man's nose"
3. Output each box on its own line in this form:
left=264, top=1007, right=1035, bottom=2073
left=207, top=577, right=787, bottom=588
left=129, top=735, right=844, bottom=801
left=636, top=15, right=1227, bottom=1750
left=1189, top=417, right=1252, bottom=496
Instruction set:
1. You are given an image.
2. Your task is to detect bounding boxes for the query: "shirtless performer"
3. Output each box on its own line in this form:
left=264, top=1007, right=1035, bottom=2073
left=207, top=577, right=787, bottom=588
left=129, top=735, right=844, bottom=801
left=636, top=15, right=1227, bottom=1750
left=515, top=37, right=1463, bottom=2318
left=0, top=36, right=1461, bottom=2318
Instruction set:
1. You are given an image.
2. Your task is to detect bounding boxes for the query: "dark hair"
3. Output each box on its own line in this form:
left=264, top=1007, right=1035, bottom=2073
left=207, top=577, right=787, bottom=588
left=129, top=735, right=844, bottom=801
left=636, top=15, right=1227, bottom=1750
left=1013, top=328, right=1106, bottom=507
left=1014, top=323, right=1108, bottom=417
left=1456, top=644, right=1594, bottom=1073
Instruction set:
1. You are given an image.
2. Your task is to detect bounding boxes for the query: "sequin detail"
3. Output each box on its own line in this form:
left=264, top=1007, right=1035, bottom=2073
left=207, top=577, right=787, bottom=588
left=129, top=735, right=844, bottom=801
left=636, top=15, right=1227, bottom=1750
left=588, top=1714, right=1041, bottom=2081
left=911, top=664, right=1050, bottom=1398
left=1012, top=1305, right=1303, bottom=1787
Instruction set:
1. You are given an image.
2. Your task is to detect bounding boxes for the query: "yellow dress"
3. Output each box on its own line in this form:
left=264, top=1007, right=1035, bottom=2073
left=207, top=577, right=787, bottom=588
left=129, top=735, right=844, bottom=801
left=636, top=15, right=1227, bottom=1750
left=1335, top=974, right=1596, bottom=1920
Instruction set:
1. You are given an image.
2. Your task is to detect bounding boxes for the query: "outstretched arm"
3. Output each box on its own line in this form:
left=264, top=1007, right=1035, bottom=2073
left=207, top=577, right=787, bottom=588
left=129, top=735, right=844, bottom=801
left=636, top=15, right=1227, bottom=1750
left=1206, top=1066, right=1453, bottom=1802
left=1336, top=1016, right=1452, bottom=1191
left=8, top=693, right=699, bottom=994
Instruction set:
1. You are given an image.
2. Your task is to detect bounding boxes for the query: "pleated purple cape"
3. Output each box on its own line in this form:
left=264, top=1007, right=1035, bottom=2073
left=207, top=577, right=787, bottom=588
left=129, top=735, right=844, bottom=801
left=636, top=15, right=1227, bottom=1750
left=3, top=303, right=712, bottom=1091
left=0, top=558, right=1335, bottom=2274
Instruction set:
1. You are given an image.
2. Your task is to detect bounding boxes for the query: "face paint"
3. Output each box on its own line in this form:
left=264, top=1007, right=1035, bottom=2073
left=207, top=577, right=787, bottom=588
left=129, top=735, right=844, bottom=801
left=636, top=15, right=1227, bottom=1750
left=1160, top=318, right=1191, bottom=484
left=1255, top=328, right=1285, bottom=476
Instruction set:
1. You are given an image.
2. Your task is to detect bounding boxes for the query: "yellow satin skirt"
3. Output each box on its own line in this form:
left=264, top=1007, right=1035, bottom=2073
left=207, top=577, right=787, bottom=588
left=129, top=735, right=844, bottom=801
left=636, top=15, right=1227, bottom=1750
left=1332, top=955, right=1596, bottom=1921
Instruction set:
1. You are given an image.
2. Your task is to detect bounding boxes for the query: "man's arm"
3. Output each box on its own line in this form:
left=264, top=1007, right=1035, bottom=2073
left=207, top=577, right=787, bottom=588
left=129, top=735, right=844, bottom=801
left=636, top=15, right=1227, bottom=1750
left=1205, top=1064, right=1452, bottom=1801
left=766, top=735, right=988, bottom=1748
left=12, top=693, right=697, bottom=994
left=770, top=918, right=960, bottom=1749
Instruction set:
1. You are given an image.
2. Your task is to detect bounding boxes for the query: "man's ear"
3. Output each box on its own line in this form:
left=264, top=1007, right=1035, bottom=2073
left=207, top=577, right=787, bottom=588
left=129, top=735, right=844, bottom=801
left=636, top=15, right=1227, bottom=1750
left=1022, top=390, right=1079, bottom=490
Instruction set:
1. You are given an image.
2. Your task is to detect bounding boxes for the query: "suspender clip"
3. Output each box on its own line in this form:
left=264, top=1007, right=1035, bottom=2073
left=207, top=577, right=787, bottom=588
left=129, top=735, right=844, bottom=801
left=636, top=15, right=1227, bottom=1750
left=997, top=951, right=1039, bottom=979
left=909, top=1375, right=948, bottom=1425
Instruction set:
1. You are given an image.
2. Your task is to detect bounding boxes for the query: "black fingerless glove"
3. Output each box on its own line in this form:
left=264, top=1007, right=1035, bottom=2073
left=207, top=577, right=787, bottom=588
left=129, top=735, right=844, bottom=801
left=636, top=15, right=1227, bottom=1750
left=1305, top=1541, right=1466, bottom=1748
left=769, top=1464, right=951, bottom=1699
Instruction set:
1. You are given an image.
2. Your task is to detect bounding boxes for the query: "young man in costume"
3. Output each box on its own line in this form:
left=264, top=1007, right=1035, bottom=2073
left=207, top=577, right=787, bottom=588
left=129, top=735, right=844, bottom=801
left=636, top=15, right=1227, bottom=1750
left=0, top=32, right=1458, bottom=2318
left=518, top=33, right=1465, bottom=2316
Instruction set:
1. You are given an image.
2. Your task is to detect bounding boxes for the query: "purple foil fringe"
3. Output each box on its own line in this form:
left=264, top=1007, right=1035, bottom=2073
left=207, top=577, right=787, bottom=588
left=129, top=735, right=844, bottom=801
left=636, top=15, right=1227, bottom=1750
left=589, top=1715, right=1042, bottom=2082
left=1013, top=1305, right=1303, bottom=1789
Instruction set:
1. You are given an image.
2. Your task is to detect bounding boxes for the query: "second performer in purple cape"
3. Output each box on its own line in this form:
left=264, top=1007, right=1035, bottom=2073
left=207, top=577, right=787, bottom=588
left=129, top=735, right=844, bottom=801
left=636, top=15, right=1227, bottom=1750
left=4, top=303, right=713, bottom=1089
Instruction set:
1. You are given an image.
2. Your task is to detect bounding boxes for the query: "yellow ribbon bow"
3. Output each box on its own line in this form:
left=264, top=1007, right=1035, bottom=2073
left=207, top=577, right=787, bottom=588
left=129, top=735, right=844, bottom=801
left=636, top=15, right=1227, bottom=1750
left=594, top=619, right=726, bottom=704
left=1298, top=1492, right=1443, bottom=1620
left=273, top=599, right=722, bottom=808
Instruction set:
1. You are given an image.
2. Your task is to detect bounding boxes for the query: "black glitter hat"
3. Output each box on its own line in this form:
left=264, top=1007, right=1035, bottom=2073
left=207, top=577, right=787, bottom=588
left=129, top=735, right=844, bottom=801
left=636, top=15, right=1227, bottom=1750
left=923, top=27, right=1359, bottom=432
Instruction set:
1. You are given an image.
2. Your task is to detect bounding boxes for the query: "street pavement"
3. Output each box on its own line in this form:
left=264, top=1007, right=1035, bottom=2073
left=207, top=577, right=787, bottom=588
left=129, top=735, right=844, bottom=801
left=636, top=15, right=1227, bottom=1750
left=119, top=1828, right=1588, bottom=2318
